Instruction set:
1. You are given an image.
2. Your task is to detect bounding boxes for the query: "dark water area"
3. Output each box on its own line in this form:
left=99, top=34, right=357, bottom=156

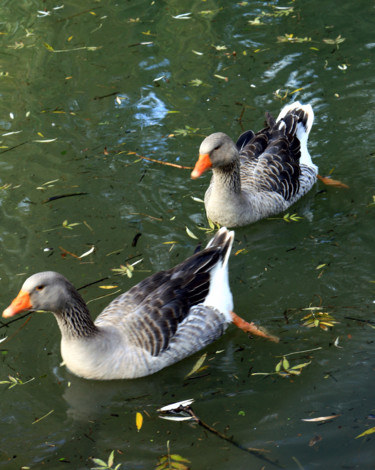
left=0, top=1, right=374, bottom=469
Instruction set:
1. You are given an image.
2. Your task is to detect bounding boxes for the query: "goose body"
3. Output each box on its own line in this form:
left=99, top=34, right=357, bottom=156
left=3, top=228, right=235, bottom=380
left=191, top=102, right=318, bottom=227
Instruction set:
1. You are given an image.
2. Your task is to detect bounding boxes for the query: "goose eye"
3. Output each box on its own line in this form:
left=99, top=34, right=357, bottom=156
left=36, top=285, right=45, bottom=291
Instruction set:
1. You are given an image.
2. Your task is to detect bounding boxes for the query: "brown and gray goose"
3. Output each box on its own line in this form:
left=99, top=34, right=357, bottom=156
left=191, top=102, right=318, bottom=227
left=2, top=228, right=276, bottom=380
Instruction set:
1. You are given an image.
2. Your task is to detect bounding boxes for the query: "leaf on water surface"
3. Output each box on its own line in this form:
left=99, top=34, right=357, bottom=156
left=91, top=458, right=107, bottom=466
left=301, top=310, right=339, bottom=331
left=99, top=285, right=118, bottom=290
left=192, top=50, right=203, bottom=55
left=2, top=130, right=23, bottom=136
left=213, top=74, right=228, bottom=82
left=136, top=412, right=143, bottom=432
left=234, top=248, right=248, bottom=256
left=302, top=415, right=340, bottom=423
left=173, top=125, right=199, bottom=137
left=185, top=226, right=198, bottom=240
left=355, top=426, right=375, bottom=439
left=248, top=17, right=265, bottom=26
left=189, top=79, right=203, bottom=87
left=185, top=353, right=207, bottom=378
left=111, top=263, right=134, bottom=278
left=323, top=35, right=345, bottom=46
left=277, top=34, right=311, bottom=44
left=172, top=12, right=192, bottom=20
left=155, top=449, right=190, bottom=470
left=79, top=246, right=95, bottom=258
left=32, top=138, right=57, bottom=143
left=315, top=264, right=326, bottom=270
left=190, top=196, right=204, bottom=203
left=62, top=219, right=81, bottom=230
left=43, top=42, right=54, bottom=52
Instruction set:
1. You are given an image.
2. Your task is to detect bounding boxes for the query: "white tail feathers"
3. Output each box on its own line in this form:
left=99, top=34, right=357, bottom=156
left=276, top=101, right=316, bottom=169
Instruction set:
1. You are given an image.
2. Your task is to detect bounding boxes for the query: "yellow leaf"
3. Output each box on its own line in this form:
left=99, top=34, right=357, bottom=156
left=185, top=353, right=207, bottom=378
left=136, top=412, right=143, bottom=432
left=99, top=285, right=118, bottom=289
left=68, top=36, right=73, bottom=42
left=355, top=426, right=375, bottom=439
left=37, top=132, right=44, bottom=137
left=316, top=263, right=326, bottom=270
left=43, top=42, right=54, bottom=52
left=89, top=11, right=96, bottom=15
left=282, top=357, right=290, bottom=370
left=185, top=226, right=198, bottom=240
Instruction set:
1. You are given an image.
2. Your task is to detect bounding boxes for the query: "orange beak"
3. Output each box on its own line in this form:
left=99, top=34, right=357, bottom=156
left=2, top=290, right=32, bottom=318
left=191, top=153, right=212, bottom=179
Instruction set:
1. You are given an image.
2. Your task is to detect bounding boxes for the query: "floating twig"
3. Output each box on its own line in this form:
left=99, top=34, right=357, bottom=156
left=0, top=141, right=29, bottom=154
left=32, top=409, right=54, bottom=424
left=158, top=400, right=282, bottom=468
left=127, top=151, right=193, bottom=170
left=43, top=192, right=88, bottom=203
left=93, top=91, right=120, bottom=100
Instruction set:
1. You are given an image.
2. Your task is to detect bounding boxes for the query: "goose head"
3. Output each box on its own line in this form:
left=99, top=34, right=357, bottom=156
left=3, top=271, right=80, bottom=317
left=191, top=132, right=238, bottom=179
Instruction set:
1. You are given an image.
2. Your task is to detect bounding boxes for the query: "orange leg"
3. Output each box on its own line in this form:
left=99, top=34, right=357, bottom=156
left=230, top=311, right=279, bottom=343
left=317, top=174, right=349, bottom=189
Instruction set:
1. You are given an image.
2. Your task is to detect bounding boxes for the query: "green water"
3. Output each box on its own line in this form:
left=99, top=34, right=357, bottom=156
left=1, top=1, right=374, bottom=469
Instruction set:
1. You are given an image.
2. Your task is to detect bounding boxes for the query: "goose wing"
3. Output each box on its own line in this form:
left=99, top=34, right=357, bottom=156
left=237, top=112, right=303, bottom=201
left=96, top=232, right=232, bottom=357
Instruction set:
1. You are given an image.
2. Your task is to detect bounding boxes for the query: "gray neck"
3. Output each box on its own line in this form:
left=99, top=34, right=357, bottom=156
left=54, top=290, right=98, bottom=340
left=212, top=158, right=241, bottom=194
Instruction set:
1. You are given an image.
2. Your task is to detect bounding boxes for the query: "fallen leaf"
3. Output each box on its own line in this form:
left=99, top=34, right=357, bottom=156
left=302, top=414, right=340, bottom=422
left=136, top=412, right=143, bottom=431
left=355, top=426, right=375, bottom=439
left=185, top=353, right=207, bottom=378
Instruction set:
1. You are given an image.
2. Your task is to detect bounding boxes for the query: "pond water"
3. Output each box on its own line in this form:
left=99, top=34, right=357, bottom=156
left=1, top=1, right=374, bottom=469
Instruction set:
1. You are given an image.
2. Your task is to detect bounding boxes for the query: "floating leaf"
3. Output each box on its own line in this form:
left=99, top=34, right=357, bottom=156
left=355, top=426, right=375, bottom=439
left=32, top=138, right=58, bottom=143
left=277, top=34, right=311, bottom=44
left=189, top=78, right=203, bottom=87
left=79, top=246, right=95, bottom=258
left=302, top=415, right=340, bottom=422
left=282, top=357, right=290, bottom=370
left=173, top=125, right=199, bottom=137
left=323, top=35, right=346, bottom=47
left=185, top=226, right=198, bottom=240
left=234, top=248, right=248, bottom=256
left=136, top=412, right=143, bottom=432
left=43, top=42, right=54, bottom=52
left=214, top=74, right=228, bottom=81
left=316, top=263, right=326, bottom=270
left=172, top=12, right=192, bottom=19
left=185, top=353, right=207, bottom=378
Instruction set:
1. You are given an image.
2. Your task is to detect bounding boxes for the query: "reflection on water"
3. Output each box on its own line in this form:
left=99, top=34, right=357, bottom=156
left=134, top=90, right=169, bottom=127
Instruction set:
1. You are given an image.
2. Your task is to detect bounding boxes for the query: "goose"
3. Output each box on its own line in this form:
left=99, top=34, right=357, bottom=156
left=191, top=101, right=319, bottom=227
left=2, top=228, right=276, bottom=380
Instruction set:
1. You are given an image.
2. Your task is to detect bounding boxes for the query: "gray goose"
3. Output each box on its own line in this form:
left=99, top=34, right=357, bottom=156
left=2, top=228, right=276, bottom=380
left=191, top=102, right=318, bottom=227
